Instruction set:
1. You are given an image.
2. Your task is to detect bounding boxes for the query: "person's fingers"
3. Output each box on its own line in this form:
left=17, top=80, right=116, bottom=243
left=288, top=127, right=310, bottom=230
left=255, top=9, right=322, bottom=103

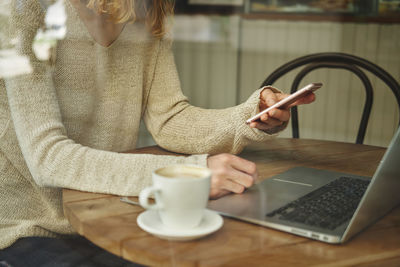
left=256, top=110, right=286, bottom=126
left=212, top=177, right=246, bottom=194
left=287, top=92, right=316, bottom=108
left=275, top=93, right=290, bottom=102
left=226, top=166, right=255, bottom=188
left=270, top=117, right=285, bottom=126
left=260, top=117, right=284, bottom=127
left=260, top=89, right=279, bottom=107
left=259, top=97, right=268, bottom=111
left=265, top=91, right=316, bottom=110
left=250, top=120, right=283, bottom=131
left=263, top=109, right=290, bottom=122
left=209, top=188, right=230, bottom=200
left=207, top=154, right=258, bottom=199
left=252, top=89, right=315, bottom=133
left=210, top=162, right=255, bottom=188
left=219, top=154, right=257, bottom=177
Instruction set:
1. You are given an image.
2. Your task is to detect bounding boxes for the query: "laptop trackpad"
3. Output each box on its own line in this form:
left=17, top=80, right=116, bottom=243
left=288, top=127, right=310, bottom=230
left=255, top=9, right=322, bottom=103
left=207, top=167, right=339, bottom=221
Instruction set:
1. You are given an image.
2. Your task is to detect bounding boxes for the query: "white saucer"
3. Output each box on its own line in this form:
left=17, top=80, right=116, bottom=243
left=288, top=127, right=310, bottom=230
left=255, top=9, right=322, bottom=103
left=137, top=209, right=223, bottom=241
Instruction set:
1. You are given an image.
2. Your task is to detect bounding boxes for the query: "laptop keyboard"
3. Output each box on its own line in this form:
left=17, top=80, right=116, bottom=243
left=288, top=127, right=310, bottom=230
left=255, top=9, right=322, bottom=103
left=266, top=176, right=370, bottom=230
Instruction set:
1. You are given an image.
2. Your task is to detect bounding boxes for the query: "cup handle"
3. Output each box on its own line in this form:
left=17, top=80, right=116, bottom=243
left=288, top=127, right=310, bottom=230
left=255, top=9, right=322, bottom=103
left=139, top=186, right=163, bottom=210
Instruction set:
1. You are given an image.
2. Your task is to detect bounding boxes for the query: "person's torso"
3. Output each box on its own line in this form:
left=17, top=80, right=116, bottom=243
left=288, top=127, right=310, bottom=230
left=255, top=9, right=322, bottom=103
left=53, top=0, right=160, bottom=151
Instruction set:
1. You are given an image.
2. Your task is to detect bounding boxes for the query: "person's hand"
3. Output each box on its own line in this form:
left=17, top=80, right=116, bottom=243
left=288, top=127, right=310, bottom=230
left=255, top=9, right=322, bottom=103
left=207, top=153, right=257, bottom=199
left=248, top=87, right=315, bottom=132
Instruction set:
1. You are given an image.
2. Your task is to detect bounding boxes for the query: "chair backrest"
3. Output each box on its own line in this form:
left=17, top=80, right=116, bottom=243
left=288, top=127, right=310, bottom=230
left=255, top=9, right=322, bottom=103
left=261, top=52, right=400, bottom=144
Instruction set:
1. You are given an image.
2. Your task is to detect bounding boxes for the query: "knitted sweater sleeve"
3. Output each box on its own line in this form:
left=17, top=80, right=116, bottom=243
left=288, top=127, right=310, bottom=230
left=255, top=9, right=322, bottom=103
left=4, top=1, right=208, bottom=196
left=143, top=39, right=281, bottom=155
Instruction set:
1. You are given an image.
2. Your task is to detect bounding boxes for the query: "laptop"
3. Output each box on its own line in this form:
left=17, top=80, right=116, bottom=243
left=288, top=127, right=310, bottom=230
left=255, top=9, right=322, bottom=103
left=208, top=127, right=400, bottom=244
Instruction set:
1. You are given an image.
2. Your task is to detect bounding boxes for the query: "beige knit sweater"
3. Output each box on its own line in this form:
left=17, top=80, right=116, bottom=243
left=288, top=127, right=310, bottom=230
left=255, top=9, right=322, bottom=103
left=0, top=0, right=279, bottom=248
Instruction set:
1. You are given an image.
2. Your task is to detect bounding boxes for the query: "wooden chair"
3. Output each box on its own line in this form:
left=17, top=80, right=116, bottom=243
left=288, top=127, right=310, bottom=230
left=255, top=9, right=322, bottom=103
left=261, top=52, right=400, bottom=144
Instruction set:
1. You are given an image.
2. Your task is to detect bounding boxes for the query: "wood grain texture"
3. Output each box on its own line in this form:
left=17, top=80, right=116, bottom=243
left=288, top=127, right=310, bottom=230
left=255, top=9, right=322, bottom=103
left=62, top=138, right=400, bottom=266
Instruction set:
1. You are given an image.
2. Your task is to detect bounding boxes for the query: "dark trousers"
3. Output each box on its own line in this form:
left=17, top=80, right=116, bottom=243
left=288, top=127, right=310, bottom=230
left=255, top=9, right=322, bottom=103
left=0, top=235, right=145, bottom=267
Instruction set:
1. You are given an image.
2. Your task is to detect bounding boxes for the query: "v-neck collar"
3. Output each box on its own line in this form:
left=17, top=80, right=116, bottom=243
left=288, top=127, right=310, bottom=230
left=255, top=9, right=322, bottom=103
left=67, top=0, right=127, bottom=48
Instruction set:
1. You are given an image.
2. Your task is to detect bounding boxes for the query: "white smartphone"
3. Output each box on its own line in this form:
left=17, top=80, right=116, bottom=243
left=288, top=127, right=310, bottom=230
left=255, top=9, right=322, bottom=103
left=246, top=82, right=323, bottom=124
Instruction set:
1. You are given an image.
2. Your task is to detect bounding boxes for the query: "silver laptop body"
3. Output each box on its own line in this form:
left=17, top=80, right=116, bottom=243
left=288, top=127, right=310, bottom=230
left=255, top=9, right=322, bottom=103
left=208, top=127, right=400, bottom=244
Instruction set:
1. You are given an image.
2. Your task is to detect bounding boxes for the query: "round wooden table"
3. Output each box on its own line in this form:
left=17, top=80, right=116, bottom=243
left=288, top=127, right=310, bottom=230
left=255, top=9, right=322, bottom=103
left=63, top=138, right=400, bottom=266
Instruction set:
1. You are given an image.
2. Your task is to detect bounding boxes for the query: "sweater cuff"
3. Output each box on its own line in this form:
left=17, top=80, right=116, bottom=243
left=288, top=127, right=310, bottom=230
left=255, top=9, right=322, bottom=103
left=187, top=153, right=209, bottom=168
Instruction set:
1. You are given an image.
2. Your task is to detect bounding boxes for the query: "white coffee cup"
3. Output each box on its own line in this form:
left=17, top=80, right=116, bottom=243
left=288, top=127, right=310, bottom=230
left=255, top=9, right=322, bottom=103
left=139, top=164, right=211, bottom=230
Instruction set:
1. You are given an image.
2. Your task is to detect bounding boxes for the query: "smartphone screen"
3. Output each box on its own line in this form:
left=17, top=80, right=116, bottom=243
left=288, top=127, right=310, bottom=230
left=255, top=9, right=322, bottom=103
left=246, top=82, right=322, bottom=124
